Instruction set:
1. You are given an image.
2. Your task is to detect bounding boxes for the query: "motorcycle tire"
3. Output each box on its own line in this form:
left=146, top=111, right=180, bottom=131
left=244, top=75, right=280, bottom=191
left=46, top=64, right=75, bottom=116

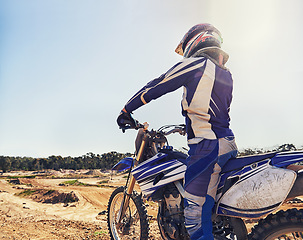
left=107, top=186, right=149, bottom=240
left=249, top=208, right=303, bottom=240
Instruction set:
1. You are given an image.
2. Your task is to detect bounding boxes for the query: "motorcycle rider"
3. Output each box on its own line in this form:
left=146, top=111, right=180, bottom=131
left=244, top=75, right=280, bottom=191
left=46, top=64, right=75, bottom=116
left=117, top=23, right=238, bottom=240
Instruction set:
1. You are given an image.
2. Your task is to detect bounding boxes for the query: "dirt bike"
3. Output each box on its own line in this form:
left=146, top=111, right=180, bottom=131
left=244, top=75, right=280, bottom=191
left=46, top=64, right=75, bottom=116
left=107, top=120, right=303, bottom=240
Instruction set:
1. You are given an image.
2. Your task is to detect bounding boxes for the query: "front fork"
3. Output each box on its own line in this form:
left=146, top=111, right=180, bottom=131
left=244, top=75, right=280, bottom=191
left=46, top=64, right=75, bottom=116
left=116, top=136, right=147, bottom=223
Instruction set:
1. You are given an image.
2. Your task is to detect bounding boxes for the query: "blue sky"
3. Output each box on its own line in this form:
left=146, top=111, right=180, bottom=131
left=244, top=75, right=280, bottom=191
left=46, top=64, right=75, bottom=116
left=1, top=0, right=303, bottom=157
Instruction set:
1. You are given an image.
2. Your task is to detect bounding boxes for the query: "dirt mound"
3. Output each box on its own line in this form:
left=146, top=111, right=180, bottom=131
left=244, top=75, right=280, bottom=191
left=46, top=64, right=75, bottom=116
left=17, top=189, right=79, bottom=204
left=85, top=169, right=103, bottom=176
left=8, top=178, right=22, bottom=184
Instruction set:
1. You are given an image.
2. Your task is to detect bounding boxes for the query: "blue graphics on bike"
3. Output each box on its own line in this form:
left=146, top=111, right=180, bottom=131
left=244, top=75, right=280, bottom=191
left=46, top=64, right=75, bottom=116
left=221, top=152, right=276, bottom=173
left=112, top=157, right=134, bottom=172
left=127, top=148, right=303, bottom=219
left=131, top=149, right=187, bottom=198
left=271, top=151, right=303, bottom=168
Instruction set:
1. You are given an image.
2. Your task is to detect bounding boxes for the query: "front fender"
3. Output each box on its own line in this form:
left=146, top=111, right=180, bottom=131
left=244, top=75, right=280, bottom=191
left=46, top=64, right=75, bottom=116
left=112, top=157, right=134, bottom=172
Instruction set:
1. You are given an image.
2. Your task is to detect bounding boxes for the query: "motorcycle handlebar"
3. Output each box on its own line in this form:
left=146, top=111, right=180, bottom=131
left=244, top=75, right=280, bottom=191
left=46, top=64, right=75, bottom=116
left=120, top=117, right=185, bottom=137
left=163, top=126, right=186, bottom=136
left=120, top=121, right=145, bottom=133
left=135, top=120, right=185, bottom=136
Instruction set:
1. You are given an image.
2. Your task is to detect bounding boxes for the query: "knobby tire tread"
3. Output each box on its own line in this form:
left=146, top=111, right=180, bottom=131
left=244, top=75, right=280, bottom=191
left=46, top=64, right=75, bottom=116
left=107, top=186, right=149, bottom=240
left=248, top=208, right=303, bottom=240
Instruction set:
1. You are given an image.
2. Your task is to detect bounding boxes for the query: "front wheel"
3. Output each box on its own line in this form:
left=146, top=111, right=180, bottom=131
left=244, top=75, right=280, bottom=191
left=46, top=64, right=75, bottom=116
left=249, top=209, right=303, bottom=240
left=107, top=186, right=149, bottom=240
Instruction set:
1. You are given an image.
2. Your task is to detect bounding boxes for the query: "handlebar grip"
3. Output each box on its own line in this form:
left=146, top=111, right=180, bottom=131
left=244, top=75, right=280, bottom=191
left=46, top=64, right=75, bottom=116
left=119, top=119, right=145, bottom=133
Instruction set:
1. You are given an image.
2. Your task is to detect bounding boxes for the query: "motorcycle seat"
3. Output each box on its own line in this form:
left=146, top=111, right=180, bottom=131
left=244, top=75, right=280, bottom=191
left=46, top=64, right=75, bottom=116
left=221, top=152, right=277, bottom=173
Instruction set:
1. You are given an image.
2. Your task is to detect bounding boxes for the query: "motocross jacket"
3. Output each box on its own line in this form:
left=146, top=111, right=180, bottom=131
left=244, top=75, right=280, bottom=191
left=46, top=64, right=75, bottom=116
left=124, top=56, right=234, bottom=142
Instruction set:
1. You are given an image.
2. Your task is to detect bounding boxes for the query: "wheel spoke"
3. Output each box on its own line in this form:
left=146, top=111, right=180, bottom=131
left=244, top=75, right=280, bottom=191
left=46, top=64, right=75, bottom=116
left=107, top=187, right=149, bottom=240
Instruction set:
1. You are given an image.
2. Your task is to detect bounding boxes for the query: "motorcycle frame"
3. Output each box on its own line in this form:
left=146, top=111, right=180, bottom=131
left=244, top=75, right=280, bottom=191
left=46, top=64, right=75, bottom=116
left=116, top=128, right=163, bottom=224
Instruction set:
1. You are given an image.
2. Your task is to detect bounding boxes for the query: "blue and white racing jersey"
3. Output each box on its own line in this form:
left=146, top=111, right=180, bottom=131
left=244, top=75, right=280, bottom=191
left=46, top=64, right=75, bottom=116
left=124, top=56, right=234, bottom=142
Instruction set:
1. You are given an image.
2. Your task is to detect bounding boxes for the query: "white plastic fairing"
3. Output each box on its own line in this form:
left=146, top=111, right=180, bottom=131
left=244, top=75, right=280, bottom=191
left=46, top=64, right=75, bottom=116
left=217, top=162, right=296, bottom=218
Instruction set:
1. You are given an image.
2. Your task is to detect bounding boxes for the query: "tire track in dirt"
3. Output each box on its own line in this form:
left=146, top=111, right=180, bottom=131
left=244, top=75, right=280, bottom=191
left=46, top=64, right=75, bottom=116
left=2, top=174, right=302, bottom=239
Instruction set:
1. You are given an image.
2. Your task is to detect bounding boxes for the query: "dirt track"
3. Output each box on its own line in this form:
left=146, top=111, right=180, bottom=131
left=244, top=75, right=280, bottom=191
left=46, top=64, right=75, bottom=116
left=0, top=171, right=302, bottom=240
left=0, top=178, right=108, bottom=239
left=0, top=172, right=162, bottom=240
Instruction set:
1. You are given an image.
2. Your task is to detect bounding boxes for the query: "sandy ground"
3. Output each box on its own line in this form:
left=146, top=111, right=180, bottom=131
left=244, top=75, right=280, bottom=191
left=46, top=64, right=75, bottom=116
left=0, top=172, right=162, bottom=240
left=0, top=171, right=302, bottom=240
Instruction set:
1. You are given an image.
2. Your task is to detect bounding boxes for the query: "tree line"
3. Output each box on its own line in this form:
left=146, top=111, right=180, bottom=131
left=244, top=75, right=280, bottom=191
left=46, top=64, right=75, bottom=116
left=0, top=144, right=301, bottom=173
left=237, top=143, right=299, bottom=156
left=0, top=152, right=132, bottom=173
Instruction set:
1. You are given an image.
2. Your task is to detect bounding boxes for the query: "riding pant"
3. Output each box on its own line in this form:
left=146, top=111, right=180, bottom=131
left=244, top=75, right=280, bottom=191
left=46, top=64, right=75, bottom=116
left=184, top=137, right=238, bottom=240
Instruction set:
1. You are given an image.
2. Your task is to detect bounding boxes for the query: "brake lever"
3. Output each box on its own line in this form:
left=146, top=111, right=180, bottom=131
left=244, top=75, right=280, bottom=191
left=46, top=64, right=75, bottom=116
left=120, top=125, right=131, bottom=133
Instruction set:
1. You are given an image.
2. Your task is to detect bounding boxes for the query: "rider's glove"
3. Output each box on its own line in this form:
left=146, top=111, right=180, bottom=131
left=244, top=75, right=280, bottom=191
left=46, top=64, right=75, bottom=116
left=117, top=109, right=137, bottom=132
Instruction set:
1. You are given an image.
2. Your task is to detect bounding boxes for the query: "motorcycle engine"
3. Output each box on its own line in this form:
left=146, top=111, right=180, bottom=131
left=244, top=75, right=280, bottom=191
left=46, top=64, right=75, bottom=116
left=158, top=183, right=189, bottom=240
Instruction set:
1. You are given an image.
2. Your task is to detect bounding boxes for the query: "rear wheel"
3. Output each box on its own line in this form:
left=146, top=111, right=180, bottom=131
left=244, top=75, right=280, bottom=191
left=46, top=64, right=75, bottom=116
left=249, top=209, right=303, bottom=240
left=107, top=186, right=149, bottom=240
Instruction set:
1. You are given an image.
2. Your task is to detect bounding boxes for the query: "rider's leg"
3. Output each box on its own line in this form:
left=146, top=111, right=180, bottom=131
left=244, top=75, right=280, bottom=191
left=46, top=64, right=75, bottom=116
left=184, top=137, right=238, bottom=240
left=184, top=139, right=218, bottom=240
left=218, top=136, right=238, bottom=167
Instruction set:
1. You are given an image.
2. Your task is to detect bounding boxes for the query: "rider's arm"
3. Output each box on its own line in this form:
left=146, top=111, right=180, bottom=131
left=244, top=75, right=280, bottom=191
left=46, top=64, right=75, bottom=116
left=124, top=57, right=207, bottom=113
